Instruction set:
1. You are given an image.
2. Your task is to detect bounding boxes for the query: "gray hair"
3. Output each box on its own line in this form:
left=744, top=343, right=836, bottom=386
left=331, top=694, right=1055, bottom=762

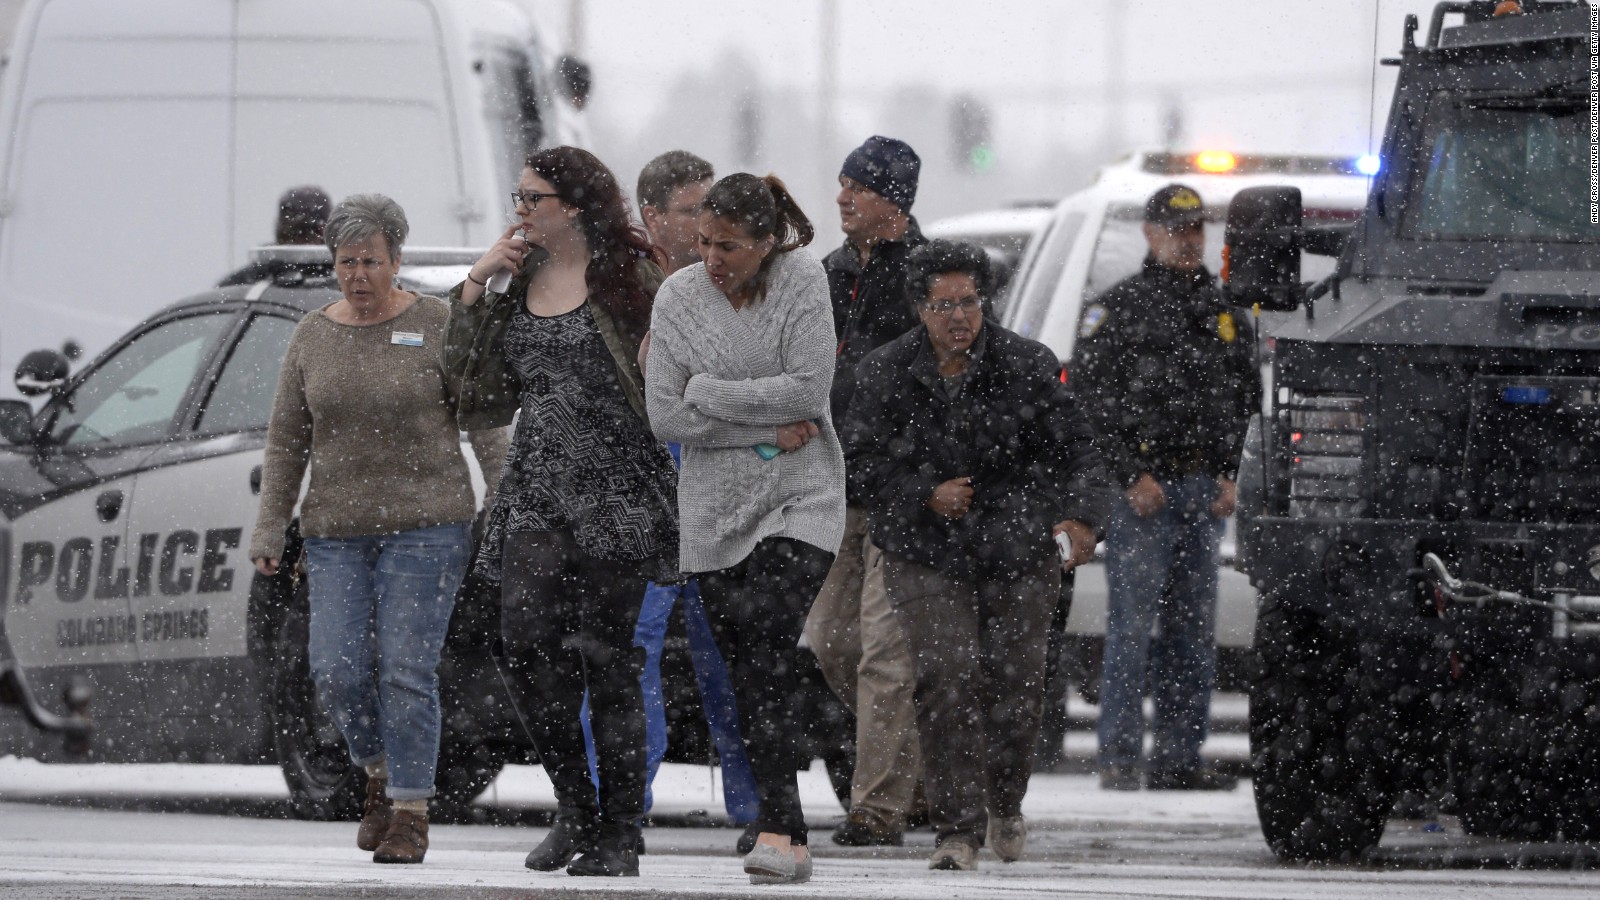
left=323, top=193, right=409, bottom=261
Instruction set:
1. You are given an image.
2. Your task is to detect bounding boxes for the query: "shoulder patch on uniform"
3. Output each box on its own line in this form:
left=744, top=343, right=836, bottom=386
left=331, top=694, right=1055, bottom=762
left=1217, top=311, right=1237, bottom=343
left=1080, top=304, right=1108, bottom=339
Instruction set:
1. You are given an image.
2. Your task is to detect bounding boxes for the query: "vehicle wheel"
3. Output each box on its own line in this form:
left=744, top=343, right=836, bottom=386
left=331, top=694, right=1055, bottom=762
left=1455, top=685, right=1561, bottom=840
left=1249, top=599, right=1395, bottom=861
left=271, top=585, right=364, bottom=821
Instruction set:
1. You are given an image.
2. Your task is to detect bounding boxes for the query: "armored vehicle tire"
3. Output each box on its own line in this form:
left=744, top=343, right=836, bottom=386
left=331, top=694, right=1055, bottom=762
left=270, top=597, right=365, bottom=821
left=1249, top=599, right=1396, bottom=862
left=1455, top=690, right=1562, bottom=841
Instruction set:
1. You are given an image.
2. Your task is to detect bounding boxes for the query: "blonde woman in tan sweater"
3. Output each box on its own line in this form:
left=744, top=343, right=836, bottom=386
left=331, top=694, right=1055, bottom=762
left=249, top=194, right=505, bottom=866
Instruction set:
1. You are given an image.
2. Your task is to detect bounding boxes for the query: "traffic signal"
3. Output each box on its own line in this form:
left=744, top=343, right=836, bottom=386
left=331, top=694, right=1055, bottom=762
left=949, top=95, right=994, bottom=173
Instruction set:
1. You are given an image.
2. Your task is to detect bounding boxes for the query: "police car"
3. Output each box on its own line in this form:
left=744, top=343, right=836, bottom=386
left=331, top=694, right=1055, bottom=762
left=1001, top=150, right=1373, bottom=696
left=922, top=203, right=1053, bottom=303
left=0, top=248, right=520, bottom=818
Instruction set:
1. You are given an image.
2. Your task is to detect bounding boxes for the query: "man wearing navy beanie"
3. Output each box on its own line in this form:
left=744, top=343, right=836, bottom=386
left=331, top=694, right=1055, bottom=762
left=804, top=134, right=929, bottom=848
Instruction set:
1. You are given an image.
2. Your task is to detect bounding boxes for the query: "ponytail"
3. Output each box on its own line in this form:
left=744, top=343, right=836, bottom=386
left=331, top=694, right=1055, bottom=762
left=761, top=174, right=814, bottom=252
left=703, top=172, right=814, bottom=260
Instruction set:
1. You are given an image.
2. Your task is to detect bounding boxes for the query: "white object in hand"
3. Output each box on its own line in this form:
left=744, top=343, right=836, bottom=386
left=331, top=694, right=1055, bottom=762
left=485, top=226, right=524, bottom=294
left=1055, top=530, right=1074, bottom=564
left=486, top=268, right=512, bottom=294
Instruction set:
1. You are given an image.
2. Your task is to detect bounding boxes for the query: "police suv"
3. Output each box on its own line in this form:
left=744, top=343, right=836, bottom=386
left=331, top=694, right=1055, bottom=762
left=0, top=249, right=517, bottom=818
left=999, top=150, right=1373, bottom=697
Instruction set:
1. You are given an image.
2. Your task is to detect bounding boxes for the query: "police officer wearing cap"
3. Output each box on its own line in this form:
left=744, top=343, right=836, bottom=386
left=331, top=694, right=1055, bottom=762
left=1072, top=183, right=1261, bottom=792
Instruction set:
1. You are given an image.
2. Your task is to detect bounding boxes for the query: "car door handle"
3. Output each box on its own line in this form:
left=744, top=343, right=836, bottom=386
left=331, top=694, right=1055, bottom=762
left=96, top=489, right=124, bottom=522
left=249, top=465, right=263, bottom=496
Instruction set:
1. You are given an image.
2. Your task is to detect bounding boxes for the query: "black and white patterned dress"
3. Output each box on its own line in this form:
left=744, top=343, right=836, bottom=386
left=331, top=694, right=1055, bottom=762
left=477, top=301, right=679, bottom=582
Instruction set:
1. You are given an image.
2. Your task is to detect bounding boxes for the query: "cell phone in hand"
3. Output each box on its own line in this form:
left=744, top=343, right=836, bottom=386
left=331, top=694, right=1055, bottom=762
left=1055, top=530, right=1075, bottom=564
left=754, top=443, right=782, bottom=460
left=486, top=227, right=525, bottom=294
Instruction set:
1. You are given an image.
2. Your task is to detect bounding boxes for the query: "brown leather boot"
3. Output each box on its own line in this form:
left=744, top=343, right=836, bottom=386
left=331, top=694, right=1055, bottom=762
left=373, top=810, right=429, bottom=864
left=356, top=777, right=392, bottom=852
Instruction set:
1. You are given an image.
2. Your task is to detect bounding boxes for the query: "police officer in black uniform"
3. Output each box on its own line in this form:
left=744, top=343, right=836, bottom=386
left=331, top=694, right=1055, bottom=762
left=1072, top=184, right=1261, bottom=791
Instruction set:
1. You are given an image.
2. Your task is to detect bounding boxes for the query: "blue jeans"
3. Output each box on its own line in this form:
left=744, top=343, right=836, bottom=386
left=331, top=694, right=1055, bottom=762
left=581, top=578, right=762, bottom=823
left=303, top=522, right=471, bottom=801
left=1097, top=475, right=1222, bottom=774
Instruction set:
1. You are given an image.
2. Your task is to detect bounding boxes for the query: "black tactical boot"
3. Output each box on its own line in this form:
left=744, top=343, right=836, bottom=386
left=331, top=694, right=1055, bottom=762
left=524, top=814, right=597, bottom=871
left=566, top=821, right=641, bottom=877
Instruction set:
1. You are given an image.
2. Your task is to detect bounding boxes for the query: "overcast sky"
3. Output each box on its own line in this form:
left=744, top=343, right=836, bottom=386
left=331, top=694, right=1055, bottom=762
left=513, top=1, right=1496, bottom=231
left=545, top=1, right=1453, bottom=149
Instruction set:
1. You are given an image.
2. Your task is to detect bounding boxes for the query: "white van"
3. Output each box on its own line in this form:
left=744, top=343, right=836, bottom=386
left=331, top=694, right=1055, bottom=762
left=0, top=0, right=580, bottom=396
left=1002, top=150, right=1373, bottom=693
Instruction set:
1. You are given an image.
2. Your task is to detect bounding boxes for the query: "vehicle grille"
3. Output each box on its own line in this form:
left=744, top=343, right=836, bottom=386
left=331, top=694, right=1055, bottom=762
left=1464, top=376, right=1600, bottom=524
left=1280, top=391, right=1369, bottom=518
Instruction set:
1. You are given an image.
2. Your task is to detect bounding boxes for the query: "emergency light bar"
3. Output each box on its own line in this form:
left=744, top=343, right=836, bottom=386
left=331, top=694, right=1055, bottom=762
left=248, top=245, right=481, bottom=266
left=1142, top=152, right=1371, bottom=178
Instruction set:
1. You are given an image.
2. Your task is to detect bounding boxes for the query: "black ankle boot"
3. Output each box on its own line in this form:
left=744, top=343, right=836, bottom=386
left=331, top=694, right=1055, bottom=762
left=525, top=815, right=596, bottom=871
left=567, top=822, right=641, bottom=877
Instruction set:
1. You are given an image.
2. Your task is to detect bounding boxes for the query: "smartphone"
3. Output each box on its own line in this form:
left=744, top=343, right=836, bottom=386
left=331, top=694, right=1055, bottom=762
left=754, top=443, right=782, bottom=461
left=1055, top=530, right=1075, bottom=564
left=486, top=223, right=524, bottom=294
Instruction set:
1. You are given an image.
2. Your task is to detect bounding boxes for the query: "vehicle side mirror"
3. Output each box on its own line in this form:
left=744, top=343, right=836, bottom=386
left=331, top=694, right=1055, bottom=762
left=1224, top=186, right=1303, bottom=312
left=0, top=399, right=33, bottom=444
left=15, top=348, right=69, bottom=397
left=1302, top=223, right=1352, bottom=258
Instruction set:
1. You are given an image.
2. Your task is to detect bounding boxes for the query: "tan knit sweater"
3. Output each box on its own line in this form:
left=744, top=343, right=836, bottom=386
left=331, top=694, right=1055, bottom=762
left=249, top=296, right=506, bottom=560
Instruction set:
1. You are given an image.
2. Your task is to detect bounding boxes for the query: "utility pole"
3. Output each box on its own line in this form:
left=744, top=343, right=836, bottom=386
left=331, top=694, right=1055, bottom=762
left=1103, top=3, right=1125, bottom=160
left=566, top=0, right=585, bottom=56
left=818, top=0, right=838, bottom=200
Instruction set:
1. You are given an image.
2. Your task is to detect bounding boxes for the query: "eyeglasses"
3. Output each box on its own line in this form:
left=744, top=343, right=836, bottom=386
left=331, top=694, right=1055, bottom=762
left=511, top=190, right=561, bottom=210
left=922, top=296, right=983, bottom=317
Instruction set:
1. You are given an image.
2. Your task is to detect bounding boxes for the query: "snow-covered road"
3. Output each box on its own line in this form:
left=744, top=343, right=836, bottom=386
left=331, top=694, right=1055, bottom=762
left=0, top=759, right=1595, bottom=899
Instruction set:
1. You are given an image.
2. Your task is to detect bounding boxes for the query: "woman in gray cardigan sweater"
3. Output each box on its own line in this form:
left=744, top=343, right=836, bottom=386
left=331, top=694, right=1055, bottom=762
left=645, top=174, right=845, bottom=886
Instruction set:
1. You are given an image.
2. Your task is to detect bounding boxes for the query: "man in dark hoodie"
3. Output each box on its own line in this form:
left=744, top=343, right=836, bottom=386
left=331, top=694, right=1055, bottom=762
left=1072, top=184, right=1261, bottom=793
left=803, top=135, right=929, bottom=847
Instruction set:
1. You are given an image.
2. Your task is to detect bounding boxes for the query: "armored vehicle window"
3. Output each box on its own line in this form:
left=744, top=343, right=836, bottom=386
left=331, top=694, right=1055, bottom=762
left=1406, top=91, right=1597, bottom=242
left=46, top=313, right=233, bottom=446
left=193, top=314, right=297, bottom=435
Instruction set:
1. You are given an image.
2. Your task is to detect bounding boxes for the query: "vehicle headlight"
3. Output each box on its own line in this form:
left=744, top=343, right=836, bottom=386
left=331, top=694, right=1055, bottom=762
left=1281, top=391, right=1369, bottom=518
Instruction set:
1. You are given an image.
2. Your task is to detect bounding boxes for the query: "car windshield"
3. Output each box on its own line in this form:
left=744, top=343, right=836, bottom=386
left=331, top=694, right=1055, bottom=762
left=1405, top=90, right=1599, bottom=242
left=47, top=313, right=232, bottom=446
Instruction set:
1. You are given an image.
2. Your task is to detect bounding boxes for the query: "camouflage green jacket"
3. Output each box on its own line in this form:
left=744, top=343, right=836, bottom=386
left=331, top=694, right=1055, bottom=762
left=442, top=255, right=661, bottom=431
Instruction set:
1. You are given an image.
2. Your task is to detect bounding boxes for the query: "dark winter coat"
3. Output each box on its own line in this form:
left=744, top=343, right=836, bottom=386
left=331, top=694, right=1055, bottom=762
left=1071, top=258, right=1262, bottom=488
left=824, top=219, right=928, bottom=423
left=843, top=320, right=1115, bottom=583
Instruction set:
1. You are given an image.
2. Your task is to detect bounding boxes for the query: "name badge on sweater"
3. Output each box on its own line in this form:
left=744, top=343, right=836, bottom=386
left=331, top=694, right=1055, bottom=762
left=391, top=331, right=424, bottom=347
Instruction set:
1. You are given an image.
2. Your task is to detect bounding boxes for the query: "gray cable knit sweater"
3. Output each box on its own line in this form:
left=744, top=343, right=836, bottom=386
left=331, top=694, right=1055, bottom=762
left=646, top=249, right=847, bottom=573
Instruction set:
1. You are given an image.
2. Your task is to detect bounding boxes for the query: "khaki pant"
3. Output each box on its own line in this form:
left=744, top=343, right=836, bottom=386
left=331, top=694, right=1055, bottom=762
left=803, top=505, right=922, bottom=827
left=884, top=552, right=1059, bottom=843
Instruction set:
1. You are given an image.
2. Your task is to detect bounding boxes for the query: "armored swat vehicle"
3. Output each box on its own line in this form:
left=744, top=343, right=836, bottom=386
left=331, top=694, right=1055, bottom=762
left=1225, top=0, right=1600, bottom=860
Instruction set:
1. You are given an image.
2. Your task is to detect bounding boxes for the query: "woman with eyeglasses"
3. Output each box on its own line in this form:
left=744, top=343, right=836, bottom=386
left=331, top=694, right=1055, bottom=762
left=645, top=173, right=846, bottom=886
left=840, top=239, right=1114, bottom=872
left=444, top=147, right=677, bottom=878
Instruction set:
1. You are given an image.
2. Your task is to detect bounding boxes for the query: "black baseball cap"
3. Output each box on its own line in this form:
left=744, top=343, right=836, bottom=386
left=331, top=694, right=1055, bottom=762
left=1144, top=184, right=1205, bottom=228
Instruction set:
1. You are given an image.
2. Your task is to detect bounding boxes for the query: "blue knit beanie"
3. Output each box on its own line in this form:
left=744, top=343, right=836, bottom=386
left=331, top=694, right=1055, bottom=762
left=840, top=135, right=920, bottom=211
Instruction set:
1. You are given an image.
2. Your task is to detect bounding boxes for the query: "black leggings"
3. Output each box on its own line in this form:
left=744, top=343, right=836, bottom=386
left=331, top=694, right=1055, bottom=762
left=697, top=536, right=835, bottom=845
left=499, top=530, right=647, bottom=825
